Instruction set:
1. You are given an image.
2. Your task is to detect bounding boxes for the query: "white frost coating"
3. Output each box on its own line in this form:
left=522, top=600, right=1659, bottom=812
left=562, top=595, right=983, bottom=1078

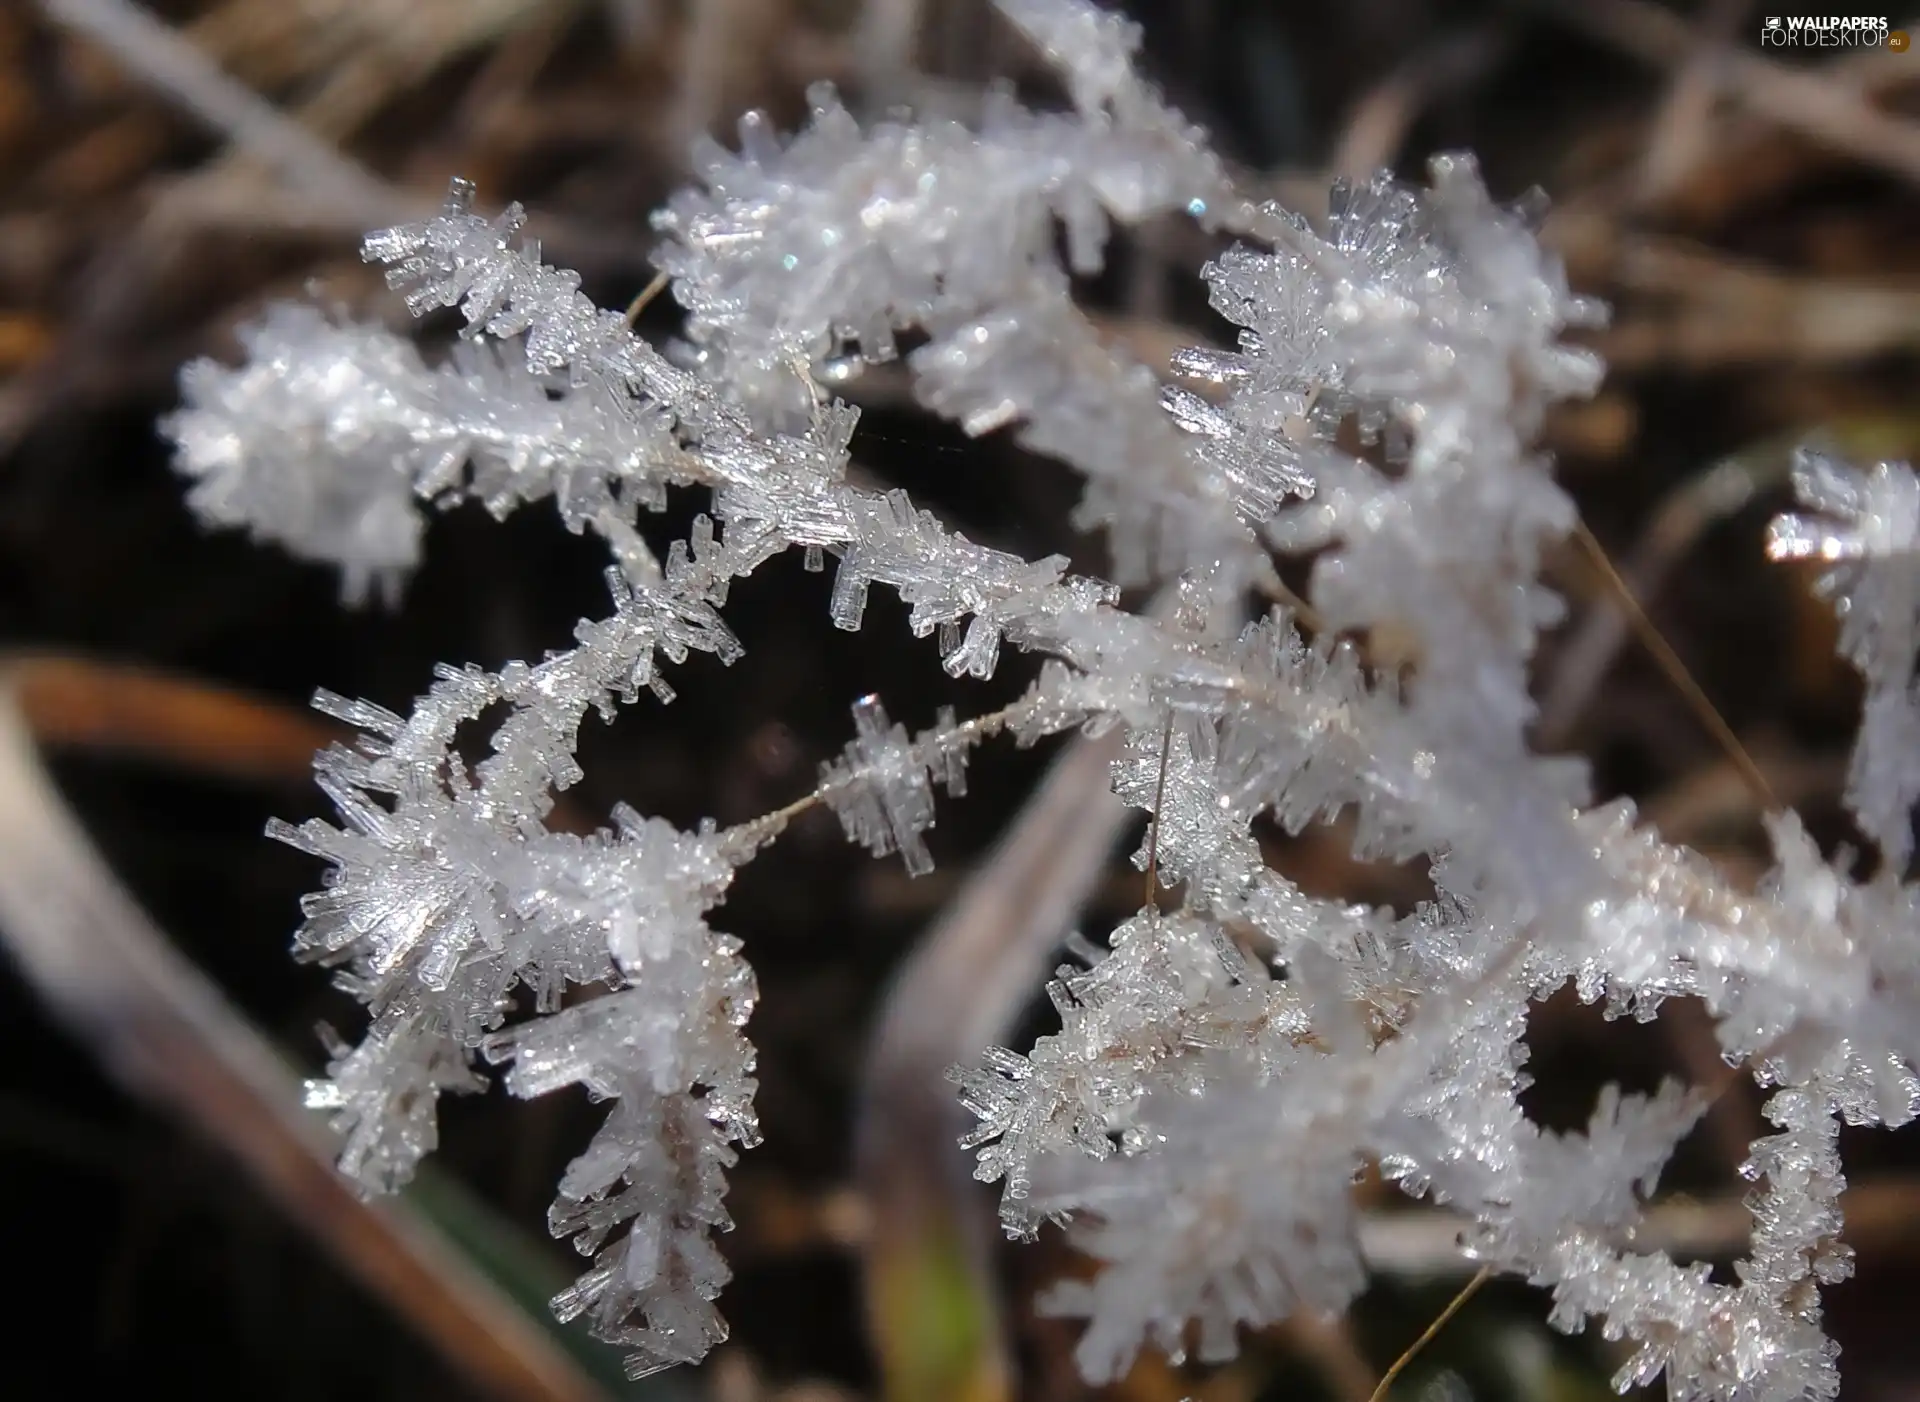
left=817, top=696, right=973, bottom=876
left=649, top=71, right=1291, bottom=587
left=159, top=1, right=1920, bottom=1394
left=1769, top=449, right=1920, bottom=870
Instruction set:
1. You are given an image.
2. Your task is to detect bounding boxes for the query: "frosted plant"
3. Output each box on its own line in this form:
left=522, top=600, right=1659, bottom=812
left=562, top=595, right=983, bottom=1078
left=161, top=0, right=1920, bottom=1395
left=1769, top=449, right=1920, bottom=872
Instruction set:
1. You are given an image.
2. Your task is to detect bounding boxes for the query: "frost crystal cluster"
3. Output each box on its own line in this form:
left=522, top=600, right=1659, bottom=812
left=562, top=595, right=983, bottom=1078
left=162, top=1, right=1920, bottom=1394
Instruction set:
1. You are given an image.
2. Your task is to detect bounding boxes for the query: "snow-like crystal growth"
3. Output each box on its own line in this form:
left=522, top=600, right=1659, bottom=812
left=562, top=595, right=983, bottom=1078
left=1769, top=450, right=1920, bottom=870
left=165, top=301, right=698, bottom=603
left=167, top=308, right=432, bottom=605
left=818, top=695, right=972, bottom=875
left=156, top=2, right=1920, bottom=1395
left=649, top=67, right=1287, bottom=587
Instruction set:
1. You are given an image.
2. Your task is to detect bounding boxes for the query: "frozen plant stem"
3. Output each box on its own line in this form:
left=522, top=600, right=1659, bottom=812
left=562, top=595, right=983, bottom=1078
left=1571, top=519, right=1778, bottom=810
left=1368, top=1266, right=1493, bottom=1402
left=160, top=1, right=1920, bottom=1396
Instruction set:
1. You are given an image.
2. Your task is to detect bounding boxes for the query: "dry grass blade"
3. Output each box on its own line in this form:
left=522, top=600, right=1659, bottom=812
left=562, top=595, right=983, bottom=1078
left=1365, top=1266, right=1492, bottom=1402
left=1599, top=238, right=1920, bottom=370
left=13, top=653, right=337, bottom=784
left=625, top=269, right=672, bottom=326
left=1356, top=1175, right=1920, bottom=1278
left=0, top=659, right=613, bottom=1402
left=1275, top=1312, right=1381, bottom=1402
left=1548, top=0, right=1920, bottom=187
left=1633, top=0, right=1750, bottom=207
left=855, top=724, right=1133, bottom=1402
left=854, top=0, right=926, bottom=96
left=39, top=0, right=406, bottom=225
left=1538, top=457, right=1773, bottom=748
left=1570, top=521, right=1778, bottom=811
left=1328, top=26, right=1509, bottom=183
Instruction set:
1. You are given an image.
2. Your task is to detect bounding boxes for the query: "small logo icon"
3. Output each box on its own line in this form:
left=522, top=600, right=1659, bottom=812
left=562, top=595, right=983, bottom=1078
left=1893, top=28, right=1911, bottom=50
left=1765, top=15, right=1780, bottom=28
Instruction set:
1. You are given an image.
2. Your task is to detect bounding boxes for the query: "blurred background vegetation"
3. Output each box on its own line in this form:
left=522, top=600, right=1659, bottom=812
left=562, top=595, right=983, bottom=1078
left=2, top=2, right=1920, bottom=1400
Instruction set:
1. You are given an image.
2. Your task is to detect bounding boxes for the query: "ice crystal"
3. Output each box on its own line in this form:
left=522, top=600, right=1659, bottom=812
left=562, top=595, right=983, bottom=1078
left=1769, top=449, right=1920, bottom=870
left=160, top=1, right=1920, bottom=1394
left=818, top=696, right=974, bottom=875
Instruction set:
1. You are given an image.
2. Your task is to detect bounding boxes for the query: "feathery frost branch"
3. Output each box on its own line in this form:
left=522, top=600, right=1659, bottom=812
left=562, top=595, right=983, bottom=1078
left=161, top=1, right=1920, bottom=1394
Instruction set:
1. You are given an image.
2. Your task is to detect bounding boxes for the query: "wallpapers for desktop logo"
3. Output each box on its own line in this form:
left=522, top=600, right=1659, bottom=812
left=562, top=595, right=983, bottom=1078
left=1762, top=15, right=1908, bottom=48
